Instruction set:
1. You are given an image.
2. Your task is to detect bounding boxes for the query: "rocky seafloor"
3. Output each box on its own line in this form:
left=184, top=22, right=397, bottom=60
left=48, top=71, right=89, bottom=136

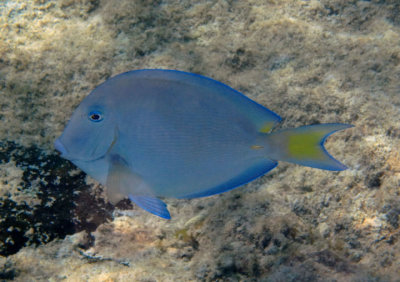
left=0, top=0, right=400, bottom=281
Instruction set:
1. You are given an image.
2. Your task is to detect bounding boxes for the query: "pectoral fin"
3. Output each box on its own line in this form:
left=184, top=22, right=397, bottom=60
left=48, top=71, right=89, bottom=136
left=106, top=155, right=171, bottom=219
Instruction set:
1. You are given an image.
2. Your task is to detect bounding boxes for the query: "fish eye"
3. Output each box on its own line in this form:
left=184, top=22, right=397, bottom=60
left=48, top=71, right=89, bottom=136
left=88, top=110, right=103, bottom=122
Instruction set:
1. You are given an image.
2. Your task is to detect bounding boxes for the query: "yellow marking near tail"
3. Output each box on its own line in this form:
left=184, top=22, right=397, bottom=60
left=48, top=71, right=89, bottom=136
left=288, top=131, right=325, bottom=159
left=259, top=122, right=275, bottom=133
left=251, top=145, right=264, bottom=150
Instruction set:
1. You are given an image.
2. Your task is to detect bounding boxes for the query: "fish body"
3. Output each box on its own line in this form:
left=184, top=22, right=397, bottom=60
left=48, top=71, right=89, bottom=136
left=55, top=69, right=352, bottom=219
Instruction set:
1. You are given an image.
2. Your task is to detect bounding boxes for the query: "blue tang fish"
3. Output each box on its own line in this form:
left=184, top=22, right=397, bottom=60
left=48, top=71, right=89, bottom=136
left=54, top=69, right=352, bottom=219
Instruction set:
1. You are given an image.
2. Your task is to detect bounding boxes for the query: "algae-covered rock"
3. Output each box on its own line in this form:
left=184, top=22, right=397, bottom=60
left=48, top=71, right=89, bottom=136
left=0, top=0, right=400, bottom=281
left=0, top=141, right=113, bottom=256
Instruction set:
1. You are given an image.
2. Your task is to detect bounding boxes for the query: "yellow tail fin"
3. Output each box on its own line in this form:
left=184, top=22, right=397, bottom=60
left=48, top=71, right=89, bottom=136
left=265, top=123, right=353, bottom=170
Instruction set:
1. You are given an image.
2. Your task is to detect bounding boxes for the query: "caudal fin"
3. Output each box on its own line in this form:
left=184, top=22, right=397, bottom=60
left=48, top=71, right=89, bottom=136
left=265, top=123, right=353, bottom=171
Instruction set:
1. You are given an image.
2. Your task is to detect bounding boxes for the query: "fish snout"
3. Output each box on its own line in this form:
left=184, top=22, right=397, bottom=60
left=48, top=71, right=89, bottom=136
left=54, top=138, right=68, bottom=156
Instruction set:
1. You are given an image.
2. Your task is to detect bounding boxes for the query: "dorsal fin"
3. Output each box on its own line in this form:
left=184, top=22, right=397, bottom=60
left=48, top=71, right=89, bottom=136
left=126, top=69, right=282, bottom=133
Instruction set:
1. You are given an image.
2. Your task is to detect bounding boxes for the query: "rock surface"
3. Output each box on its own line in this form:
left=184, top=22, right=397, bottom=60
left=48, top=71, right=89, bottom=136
left=0, top=0, right=399, bottom=280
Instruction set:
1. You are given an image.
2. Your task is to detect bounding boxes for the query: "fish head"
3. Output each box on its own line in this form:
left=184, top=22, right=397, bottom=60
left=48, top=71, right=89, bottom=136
left=55, top=93, right=117, bottom=162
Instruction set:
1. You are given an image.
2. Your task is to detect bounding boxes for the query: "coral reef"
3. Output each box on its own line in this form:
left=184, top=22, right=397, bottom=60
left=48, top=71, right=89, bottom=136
left=0, top=0, right=399, bottom=280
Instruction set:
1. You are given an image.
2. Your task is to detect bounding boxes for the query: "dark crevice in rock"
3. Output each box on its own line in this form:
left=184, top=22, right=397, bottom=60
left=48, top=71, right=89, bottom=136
left=0, top=140, right=113, bottom=256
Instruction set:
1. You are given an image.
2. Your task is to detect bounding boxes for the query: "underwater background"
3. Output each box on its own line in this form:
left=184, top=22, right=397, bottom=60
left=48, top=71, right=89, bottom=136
left=0, top=0, right=400, bottom=281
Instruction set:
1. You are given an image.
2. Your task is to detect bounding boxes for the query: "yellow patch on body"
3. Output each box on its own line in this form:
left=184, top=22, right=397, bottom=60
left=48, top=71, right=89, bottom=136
left=259, top=122, right=275, bottom=133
